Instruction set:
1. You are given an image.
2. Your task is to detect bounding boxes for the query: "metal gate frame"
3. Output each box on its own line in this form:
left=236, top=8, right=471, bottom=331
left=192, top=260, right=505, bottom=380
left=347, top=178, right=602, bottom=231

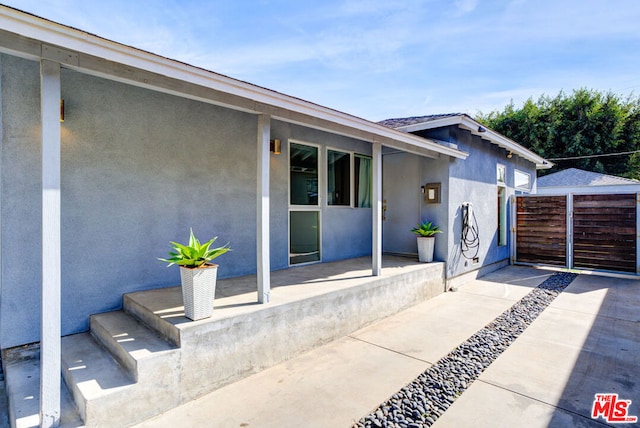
left=511, top=193, right=640, bottom=275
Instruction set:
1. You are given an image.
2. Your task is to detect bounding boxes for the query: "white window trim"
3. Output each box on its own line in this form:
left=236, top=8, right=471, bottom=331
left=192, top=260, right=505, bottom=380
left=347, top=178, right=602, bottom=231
left=288, top=139, right=322, bottom=266
left=514, top=169, right=531, bottom=193
left=497, top=163, right=506, bottom=187
left=288, top=139, right=322, bottom=209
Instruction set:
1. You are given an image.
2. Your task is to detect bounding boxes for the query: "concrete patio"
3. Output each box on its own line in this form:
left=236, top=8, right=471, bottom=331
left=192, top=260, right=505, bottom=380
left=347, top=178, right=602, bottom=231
left=133, top=266, right=640, bottom=428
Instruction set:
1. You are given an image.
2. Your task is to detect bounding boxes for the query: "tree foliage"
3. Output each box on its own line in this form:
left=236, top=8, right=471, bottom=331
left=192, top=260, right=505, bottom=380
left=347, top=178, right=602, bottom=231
left=476, top=89, right=640, bottom=178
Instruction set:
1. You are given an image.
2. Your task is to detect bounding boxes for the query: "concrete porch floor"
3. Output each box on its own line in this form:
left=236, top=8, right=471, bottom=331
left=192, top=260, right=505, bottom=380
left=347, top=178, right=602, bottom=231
left=125, top=255, right=446, bottom=340
left=3, top=256, right=446, bottom=427
left=133, top=266, right=640, bottom=428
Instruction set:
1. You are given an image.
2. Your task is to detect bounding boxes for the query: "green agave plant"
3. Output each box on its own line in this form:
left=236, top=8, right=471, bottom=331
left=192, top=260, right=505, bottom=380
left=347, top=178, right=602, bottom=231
left=411, top=220, right=442, bottom=237
left=159, top=228, right=231, bottom=268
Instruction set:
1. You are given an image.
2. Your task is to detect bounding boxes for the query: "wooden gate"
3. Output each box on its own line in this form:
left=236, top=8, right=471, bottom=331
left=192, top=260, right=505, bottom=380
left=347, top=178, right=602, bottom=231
left=573, top=194, right=637, bottom=272
left=515, top=193, right=638, bottom=273
left=515, top=196, right=567, bottom=266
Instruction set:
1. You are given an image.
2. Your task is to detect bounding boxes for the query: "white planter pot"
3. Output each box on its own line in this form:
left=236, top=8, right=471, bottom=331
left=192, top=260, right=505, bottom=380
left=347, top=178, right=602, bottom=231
left=416, top=236, right=436, bottom=263
left=179, top=264, right=218, bottom=321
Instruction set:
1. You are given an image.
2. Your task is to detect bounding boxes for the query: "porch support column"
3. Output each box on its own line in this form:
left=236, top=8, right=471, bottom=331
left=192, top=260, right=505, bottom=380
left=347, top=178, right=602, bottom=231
left=40, top=59, right=61, bottom=428
left=372, top=142, right=382, bottom=276
left=257, top=114, right=271, bottom=303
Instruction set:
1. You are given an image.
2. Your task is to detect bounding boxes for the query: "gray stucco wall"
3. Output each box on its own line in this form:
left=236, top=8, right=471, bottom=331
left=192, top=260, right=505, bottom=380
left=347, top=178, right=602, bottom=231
left=418, top=126, right=537, bottom=279
left=1, top=56, right=261, bottom=347
left=420, top=157, right=451, bottom=263
left=0, top=56, right=375, bottom=348
left=1, top=55, right=43, bottom=350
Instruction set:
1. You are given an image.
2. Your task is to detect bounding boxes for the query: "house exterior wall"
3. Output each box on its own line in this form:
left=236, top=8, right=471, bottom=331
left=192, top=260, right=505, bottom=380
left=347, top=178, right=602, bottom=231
left=0, top=55, right=377, bottom=348
left=420, top=156, right=450, bottom=263
left=417, top=126, right=538, bottom=280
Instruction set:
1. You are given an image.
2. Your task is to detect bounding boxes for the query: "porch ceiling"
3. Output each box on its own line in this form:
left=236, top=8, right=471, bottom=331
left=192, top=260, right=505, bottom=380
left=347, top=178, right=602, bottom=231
left=0, top=6, right=468, bottom=161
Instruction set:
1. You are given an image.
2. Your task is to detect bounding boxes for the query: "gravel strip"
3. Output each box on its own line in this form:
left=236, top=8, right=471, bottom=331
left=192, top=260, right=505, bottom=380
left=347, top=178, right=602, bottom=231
left=353, top=271, right=578, bottom=428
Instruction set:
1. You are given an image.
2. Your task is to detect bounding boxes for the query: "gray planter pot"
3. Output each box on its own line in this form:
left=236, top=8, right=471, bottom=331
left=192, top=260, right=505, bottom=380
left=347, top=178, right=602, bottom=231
left=416, top=236, right=436, bottom=262
left=179, top=264, right=218, bottom=320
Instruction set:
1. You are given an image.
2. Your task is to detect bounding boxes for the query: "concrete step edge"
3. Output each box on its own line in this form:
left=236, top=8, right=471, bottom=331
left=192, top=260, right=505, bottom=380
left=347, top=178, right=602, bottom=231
left=61, top=332, right=134, bottom=423
left=123, top=292, right=182, bottom=347
left=90, top=311, right=178, bottom=382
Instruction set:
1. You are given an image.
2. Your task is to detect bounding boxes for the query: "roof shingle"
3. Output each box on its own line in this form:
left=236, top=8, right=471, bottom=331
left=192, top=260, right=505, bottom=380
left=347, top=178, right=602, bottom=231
left=538, top=168, right=639, bottom=187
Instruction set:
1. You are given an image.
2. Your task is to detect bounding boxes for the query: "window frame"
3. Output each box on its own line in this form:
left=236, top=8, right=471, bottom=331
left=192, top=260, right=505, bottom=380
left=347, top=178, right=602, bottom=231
left=354, top=153, right=372, bottom=208
left=497, top=163, right=507, bottom=247
left=288, top=139, right=322, bottom=266
left=514, top=169, right=531, bottom=193
left=324, top=148, right=372, bottom=209
left=289, top=140, right=322, bottom=208
left=326, top=147, right=353, bottom=207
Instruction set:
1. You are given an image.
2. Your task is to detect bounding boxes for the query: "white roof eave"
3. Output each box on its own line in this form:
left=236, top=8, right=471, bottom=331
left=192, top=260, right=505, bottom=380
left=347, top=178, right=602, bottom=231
left=0, top=6, right=468, bottom=161
left=396, top=114, right=551, bottom=169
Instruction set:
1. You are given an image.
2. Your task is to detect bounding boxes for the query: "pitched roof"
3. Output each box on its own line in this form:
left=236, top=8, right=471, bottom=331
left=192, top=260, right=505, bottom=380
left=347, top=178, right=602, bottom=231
left=538, top=168, right=640, bottom=187
left=377, top=114, right=462, bottom=128
left=378, top=113, right=551, bottom=169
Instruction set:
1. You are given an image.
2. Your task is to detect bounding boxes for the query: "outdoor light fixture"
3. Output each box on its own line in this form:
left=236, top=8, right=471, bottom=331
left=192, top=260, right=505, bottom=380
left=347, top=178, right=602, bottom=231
left=270, top=139, right=281, bottom=155
left=477, top=125, right=486, bottom=132
left=507, top=151, right=513, bottom=159
left=60, top=99, right=64, bottom=122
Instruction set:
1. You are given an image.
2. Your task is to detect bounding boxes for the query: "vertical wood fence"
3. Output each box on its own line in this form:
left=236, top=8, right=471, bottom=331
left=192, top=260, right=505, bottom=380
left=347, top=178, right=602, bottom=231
left=515, top=193, right=638, bottom=274
left=572, top=194, right=637, bottom=273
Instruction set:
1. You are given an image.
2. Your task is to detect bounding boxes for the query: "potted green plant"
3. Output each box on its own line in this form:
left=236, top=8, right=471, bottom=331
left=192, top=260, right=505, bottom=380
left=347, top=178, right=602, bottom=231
left=411, top=220, right=442, bottom=262
left=159, top=228, right=231, bottom=320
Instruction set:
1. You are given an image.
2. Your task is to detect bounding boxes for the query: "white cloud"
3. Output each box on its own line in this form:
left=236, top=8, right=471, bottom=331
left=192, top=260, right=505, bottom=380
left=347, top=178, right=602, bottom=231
left=454, top=0, right=479, bottom=14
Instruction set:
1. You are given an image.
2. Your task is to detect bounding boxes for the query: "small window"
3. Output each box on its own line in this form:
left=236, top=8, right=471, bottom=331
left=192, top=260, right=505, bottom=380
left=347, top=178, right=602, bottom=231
left=327, top=149, right=350, bottom=206
left=354, top=155, right=372, bottom=208
left=497, top=164, right=507, bottom=246
left=515, top=170, right=531, bottom=192
left=497, top=187, right=507, bottom=246
left=497, top=164, right=506, bottom=185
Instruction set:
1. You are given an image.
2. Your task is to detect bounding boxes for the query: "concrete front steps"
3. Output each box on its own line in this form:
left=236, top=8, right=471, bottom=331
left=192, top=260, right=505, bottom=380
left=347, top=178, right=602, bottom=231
left=5, top=257, right=445, bottom=427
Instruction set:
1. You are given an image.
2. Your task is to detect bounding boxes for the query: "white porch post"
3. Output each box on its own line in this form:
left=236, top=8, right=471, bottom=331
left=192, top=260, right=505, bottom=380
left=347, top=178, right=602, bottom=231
left=257, top=114, right=271, bottom=303
left=40, top=59, right=61, bottom=428
left=372, top=142, right=382, bottom=276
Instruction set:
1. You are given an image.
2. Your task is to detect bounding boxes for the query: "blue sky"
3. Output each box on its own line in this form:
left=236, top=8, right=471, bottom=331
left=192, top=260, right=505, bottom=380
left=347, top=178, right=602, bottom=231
left=4, top=0, right=640, bottom=121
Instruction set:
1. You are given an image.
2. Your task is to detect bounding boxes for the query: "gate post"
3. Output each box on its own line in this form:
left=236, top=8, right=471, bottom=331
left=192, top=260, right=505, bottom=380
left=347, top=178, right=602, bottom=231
left=566, top=194, right=573, bottom=269
left=636, top=193, right=640, bottom=275
left=510, top=194, right=517, bottom=264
